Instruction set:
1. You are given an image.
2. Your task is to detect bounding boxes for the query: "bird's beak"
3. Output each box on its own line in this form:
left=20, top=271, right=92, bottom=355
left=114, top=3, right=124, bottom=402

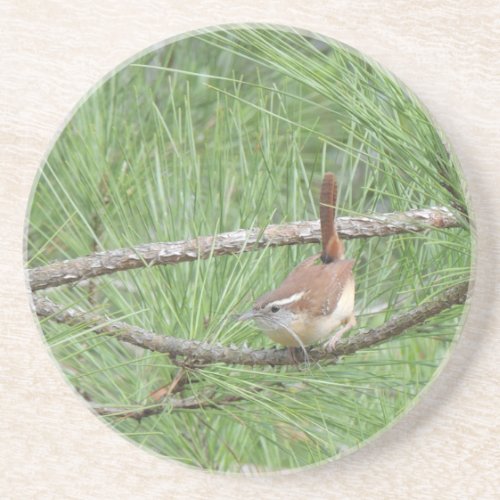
left=235, top=310, right=256, bottom=322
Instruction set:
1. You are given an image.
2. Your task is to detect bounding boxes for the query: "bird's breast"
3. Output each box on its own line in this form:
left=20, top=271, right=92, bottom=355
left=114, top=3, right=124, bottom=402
left=264, top=276, right=355, bottom=347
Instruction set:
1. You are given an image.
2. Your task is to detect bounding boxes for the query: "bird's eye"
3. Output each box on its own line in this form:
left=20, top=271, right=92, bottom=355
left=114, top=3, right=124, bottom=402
left=271, top=305, right=280, bottom=313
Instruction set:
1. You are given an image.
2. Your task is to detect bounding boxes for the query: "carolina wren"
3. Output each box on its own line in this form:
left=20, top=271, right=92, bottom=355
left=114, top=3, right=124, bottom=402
left=238, top=173, right=356, bottom=352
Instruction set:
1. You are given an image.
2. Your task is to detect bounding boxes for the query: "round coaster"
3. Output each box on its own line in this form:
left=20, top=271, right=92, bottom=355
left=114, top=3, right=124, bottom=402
left=26, top=25, right=472, bottom=472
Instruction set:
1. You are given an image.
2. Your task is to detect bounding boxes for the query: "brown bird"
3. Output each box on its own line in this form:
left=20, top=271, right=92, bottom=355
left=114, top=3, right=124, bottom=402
left=238, top=173, right=356, bottom=353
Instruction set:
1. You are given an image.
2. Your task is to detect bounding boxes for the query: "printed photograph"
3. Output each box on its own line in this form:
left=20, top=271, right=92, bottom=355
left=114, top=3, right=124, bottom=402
left=26, top=25, right=472, bottom=472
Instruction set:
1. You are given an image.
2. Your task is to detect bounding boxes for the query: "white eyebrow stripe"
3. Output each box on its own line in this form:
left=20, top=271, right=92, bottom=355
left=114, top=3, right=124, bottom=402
left=267, top=291, right=305, bottom=307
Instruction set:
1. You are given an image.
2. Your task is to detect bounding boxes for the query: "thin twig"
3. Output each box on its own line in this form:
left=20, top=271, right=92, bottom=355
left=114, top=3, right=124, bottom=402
left=33, top=281, right=469, bottom=366
left=28, top=207, right=460, bottom=291
left=148, top=367, right=186, bottom=401
left=92, top=388, right=264, bottom=421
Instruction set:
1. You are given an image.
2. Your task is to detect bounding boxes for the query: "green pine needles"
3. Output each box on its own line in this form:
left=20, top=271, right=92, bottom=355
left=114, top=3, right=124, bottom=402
left=27, top=26, right=471, bottom=472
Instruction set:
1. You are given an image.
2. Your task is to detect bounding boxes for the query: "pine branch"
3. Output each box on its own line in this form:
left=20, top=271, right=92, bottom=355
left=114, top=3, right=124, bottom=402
left=29, top=207, right=460, bottom=291
left=89, top=387, right=266, bottom=421
left=92, top=393, right=241, bottom=419
left=33, top=281, right=469, bottom=367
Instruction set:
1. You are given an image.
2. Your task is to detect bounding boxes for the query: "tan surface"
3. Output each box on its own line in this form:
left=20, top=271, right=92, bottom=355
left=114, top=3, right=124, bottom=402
left=1, top=1, right=499, bottom=498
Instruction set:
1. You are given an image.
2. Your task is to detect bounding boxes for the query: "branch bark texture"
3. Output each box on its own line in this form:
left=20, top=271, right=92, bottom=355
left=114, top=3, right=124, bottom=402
left=29, top=207, right=460, bottom=291
left=33, top=281, right=468, bottom=366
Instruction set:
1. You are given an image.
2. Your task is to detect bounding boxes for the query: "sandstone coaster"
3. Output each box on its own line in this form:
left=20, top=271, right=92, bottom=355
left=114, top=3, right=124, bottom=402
left=26, top=26, right=472, bottom=472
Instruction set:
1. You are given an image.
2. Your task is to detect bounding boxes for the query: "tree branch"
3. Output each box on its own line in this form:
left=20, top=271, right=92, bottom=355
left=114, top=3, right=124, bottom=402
left=90, top=389, right=265, bottom=420
left=93, top=394, right=236, bottom=419
left=29, top=206, right=460, bottom=291
left=33, top=281, right=469, bottom=366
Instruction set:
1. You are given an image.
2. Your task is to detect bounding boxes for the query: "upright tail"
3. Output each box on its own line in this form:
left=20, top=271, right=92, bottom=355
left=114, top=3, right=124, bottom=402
left=320, top=173, right=344, bottom=263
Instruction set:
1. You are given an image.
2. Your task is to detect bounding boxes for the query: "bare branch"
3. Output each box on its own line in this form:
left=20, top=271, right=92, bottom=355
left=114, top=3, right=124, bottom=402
left=33, top=281, right=469, bottom=366
left=29, top=207, right=460, bottom=291
left=92, top=390, right=262, bottom=420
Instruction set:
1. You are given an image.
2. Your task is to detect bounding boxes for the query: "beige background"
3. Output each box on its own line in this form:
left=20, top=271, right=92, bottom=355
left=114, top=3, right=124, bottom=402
left=1, top=1, right=499, bottom=498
